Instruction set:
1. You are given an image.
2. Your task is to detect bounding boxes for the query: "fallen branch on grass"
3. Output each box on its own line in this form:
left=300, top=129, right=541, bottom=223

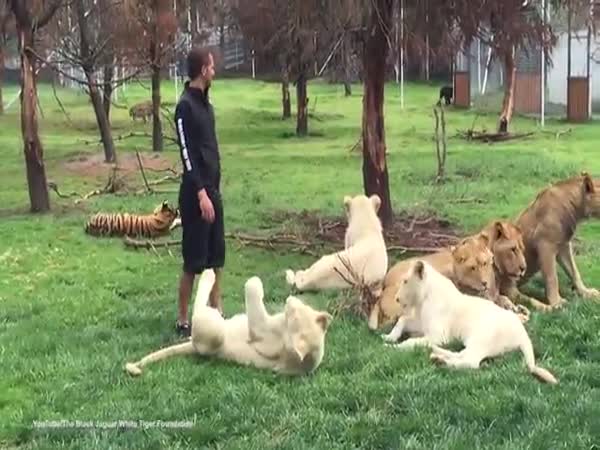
left=134, top=150, right=181, bottom=195
left=448, top=197, right=484, bottom=204
left=47, top=181, right=80, bottom=199
left=123, top=236, right=180, bottom=249
left=541, top=128, right=572, bottom=140
left=74, top=166, right=125, bottom=204
left=225, top=232, right=319, bottom=256
left=330, top=254, right=380, bottom=320
left=79, top=131, right=178, bottom=146
left=457, top=130, right=535, bottom=143
left=348, top=134, right=362, bottom=153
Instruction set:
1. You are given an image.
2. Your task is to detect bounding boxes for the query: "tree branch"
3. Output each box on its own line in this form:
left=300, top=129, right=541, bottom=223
left=37, top=0, right=64, bottom=29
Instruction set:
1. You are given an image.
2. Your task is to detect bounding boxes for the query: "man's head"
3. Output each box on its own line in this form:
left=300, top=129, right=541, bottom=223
left=187, top=47, right=215, bottom=88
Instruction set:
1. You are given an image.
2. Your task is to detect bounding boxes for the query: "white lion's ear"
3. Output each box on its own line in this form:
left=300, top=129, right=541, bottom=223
left=316, top=312, right=333, bottom=331
left=369, top=194, right=381, bottom=213
left=413, top=261, right=425, bottom=280
left=343, top=196, right=352, bottom=212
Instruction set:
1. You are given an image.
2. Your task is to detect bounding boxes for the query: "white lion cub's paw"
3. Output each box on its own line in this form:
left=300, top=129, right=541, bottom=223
left=245, top=276, right=264, bottom=299
left=285, top=270, right=296, bottom=286
left=201, top=268, right=216, bottom=285
left=169, top=218, right=182, bottom=231
left=579, top=287, right=600, bottom=299
left=381, top=333, right=398, bottom=343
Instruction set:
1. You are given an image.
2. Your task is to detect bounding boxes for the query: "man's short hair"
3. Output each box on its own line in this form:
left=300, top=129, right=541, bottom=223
left=187, top=47, right=212, bottom=80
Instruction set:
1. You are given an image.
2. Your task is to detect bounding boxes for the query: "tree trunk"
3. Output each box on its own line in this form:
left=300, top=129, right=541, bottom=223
left=498, top=48, right=516, bottom=133
left=17, top=27, right=50, bottom=213
left=281, top=66, right=291, bottom=119
left=342, top=36, right=352, bottom=96
left=86, top=71, right=116, bottom=163
left=102, top=61, right=114, bottom=121
left=296, top=72, right=308, bottom=136
left=151, top=63, right=163, bottom=152
left=74, top=0, right=115, bottom=162
left=362, top=0, right=393, bottom=228
left=219, top=20, right=225, bottom=53
left=0, top=44, right=4, bottom=115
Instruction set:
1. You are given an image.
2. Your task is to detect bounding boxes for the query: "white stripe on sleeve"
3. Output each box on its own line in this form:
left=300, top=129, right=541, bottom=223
left=177, top=118, right=192, bottom=172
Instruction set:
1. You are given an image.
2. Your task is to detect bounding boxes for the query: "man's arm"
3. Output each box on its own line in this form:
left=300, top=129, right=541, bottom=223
left=175, top=101, right=209, bottom=194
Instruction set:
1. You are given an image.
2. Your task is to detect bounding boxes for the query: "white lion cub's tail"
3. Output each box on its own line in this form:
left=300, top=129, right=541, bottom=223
left=125, top=341, right=195, bottom=376
left=518, top=331, right=558, bottom=385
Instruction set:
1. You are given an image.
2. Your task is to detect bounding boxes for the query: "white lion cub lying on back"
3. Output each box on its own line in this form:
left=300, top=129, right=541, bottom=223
left=125, top=269, right=333, bottom=376
left=383, top=260, right=557, bottom=384
left=285, top=194, right=388, bottom=291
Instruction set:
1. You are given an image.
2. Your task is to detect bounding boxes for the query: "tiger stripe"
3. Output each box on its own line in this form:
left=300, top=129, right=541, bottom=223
left=84, top=202, right=178, bottom=239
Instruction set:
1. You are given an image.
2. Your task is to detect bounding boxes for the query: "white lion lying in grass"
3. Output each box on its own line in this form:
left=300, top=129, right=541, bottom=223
left=125, top=269, right=333, bottom=376
left=383, top=260, right=558, bottom=385
left=285, top=194, right=388, bottom=292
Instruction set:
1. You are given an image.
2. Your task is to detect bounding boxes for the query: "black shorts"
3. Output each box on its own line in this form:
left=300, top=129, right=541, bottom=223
left=178, top=184, right=225, bottom=274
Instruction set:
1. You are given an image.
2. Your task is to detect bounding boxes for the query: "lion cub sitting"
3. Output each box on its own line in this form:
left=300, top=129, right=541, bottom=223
left=125, top=270, right=333, bottom=376
left=285, top=194, right=388, bottom=292
left=383, top=260, right=558, bottom=385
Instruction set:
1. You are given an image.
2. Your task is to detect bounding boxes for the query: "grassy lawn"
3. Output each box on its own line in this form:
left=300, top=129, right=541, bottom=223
left=1, top=77, right=600, bottom=449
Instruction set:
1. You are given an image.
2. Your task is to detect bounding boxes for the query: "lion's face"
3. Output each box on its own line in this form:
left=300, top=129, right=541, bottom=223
left=582, top=173, right=600, bottom=218
left=451, top=236, right=495, bottom=298
left=489, top=222, right=527, bottom=280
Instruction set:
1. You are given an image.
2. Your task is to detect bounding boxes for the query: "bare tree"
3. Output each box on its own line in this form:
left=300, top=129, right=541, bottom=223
left=124, top=0, right=177, bottom=152
left=9, top=0, right=63, bottom=213
left=233, top=0, right=323, bottom=134
left=0, top=0, right=14, bottom=115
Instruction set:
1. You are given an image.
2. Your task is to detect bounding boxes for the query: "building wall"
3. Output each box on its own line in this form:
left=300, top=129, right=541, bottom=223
left=547, top=30, right=600, bottom=106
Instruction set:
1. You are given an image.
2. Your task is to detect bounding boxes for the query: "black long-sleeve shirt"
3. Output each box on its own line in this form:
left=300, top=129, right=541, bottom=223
left=175, top=83, right=221, bottom=193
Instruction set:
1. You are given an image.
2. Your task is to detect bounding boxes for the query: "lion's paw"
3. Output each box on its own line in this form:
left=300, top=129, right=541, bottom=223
left=285, top=270, right=295, bottom=286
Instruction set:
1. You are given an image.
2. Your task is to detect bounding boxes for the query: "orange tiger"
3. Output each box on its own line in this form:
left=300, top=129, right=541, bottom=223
left=85, top=201, right=179, bottom=238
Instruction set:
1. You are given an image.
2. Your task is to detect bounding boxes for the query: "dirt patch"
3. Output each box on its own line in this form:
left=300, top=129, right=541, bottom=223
left=63, top=152, right=176, bottom=179
left=262, top=209, right=461, bottom=253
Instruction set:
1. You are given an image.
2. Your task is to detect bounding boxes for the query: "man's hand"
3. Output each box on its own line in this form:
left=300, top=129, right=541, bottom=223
left=198, top=189, right=215, bottom=223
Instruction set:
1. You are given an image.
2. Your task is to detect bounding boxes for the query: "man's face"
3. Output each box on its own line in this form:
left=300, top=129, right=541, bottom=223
left=202, top=53, right=215, bottom=87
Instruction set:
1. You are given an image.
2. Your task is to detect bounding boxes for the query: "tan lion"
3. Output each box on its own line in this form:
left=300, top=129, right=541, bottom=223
left=368, top=233, right=496, bottom=330
left=506, top=172, right=600, bottom=310
left=369, top=221, right=530, bottom=330
left=129, top=101, right=153, bottom=123
left=479, top=220, right=529, bottom=315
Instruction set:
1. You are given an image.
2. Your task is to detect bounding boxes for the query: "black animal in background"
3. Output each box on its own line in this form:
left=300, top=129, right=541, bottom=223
left=437, top=85, right=453, bottom=106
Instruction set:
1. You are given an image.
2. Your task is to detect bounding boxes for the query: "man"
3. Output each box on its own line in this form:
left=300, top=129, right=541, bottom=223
left=174, top=47, right=224, bottom=337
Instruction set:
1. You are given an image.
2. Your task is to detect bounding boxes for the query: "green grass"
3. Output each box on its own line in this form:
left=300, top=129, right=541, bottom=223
left=1, top=77, right=600, bottom=449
